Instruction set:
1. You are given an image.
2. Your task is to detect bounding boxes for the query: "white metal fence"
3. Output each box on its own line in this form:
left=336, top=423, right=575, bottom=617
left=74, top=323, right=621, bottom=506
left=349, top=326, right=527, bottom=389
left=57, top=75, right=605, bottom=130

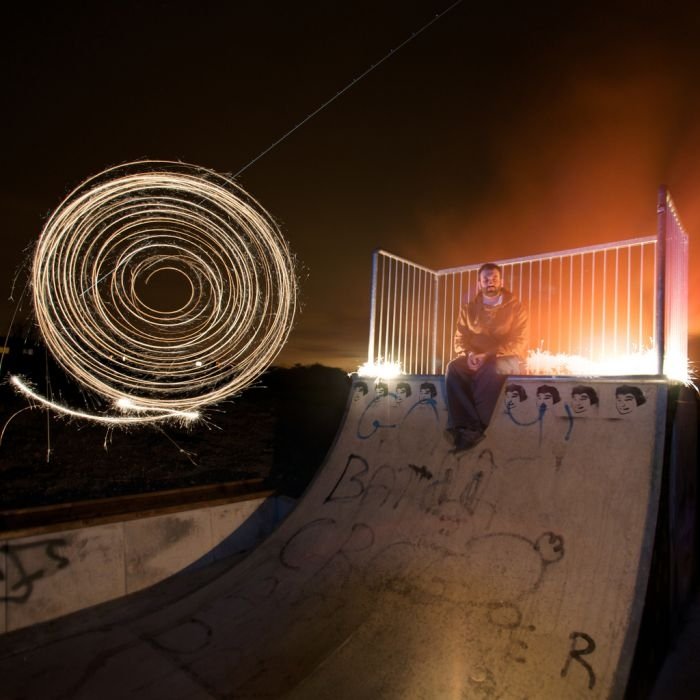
left=367, top=187, right=688, bottom=376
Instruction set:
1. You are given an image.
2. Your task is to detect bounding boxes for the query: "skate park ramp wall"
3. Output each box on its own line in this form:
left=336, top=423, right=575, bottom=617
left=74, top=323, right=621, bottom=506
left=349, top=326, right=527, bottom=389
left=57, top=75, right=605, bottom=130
left=0, top=375, right=672, bottom=699
left=0, top=493, right=295, bottom=633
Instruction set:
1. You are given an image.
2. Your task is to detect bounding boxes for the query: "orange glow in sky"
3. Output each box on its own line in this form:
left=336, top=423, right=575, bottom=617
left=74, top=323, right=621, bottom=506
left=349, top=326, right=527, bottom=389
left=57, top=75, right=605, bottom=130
left=3, top=4, right=700, bottom=371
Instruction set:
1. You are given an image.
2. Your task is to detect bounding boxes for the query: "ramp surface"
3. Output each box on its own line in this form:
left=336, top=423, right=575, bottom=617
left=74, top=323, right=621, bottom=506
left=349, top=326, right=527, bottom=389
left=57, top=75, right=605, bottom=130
left=0, top=376, right=667, bottom=699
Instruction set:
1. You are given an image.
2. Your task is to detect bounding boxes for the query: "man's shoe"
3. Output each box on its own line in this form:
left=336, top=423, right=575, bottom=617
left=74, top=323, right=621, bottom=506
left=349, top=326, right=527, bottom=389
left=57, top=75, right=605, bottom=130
left=452, top=428, right=485, bottom=452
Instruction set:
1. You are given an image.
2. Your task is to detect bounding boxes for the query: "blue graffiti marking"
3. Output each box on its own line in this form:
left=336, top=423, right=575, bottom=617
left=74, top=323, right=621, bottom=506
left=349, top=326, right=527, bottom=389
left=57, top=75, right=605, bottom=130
left=357, top=395, right=398, bottom=439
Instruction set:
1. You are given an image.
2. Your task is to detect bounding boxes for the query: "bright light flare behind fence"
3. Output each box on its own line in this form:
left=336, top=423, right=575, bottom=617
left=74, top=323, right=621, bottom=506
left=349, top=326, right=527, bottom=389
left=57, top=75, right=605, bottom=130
left=24, top=160, right=297, bottom=422
left=356, top=360, right=403, bottom=380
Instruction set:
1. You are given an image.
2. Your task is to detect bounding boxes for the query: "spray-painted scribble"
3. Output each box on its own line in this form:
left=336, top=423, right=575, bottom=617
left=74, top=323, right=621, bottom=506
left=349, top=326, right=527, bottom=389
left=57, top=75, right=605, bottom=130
left=1, top=539, right=70, bottom=603
left=561, top=631, right=597, bottom=690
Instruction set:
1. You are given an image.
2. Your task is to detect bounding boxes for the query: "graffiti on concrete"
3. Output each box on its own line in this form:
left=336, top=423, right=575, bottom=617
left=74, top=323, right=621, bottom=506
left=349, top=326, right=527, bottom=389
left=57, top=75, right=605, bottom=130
left=356, top=382, right=439, bottom=440
left=1, top=539, right=70, bottom=603
left=0, top=378, right=657, bottom=700
left=561, top=631, right=597, bottom=690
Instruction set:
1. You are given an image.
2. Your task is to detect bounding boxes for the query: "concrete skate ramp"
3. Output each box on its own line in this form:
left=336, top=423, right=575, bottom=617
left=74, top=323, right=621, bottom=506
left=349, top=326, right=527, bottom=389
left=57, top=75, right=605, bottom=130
left=0, top=376, right=667, bottom=699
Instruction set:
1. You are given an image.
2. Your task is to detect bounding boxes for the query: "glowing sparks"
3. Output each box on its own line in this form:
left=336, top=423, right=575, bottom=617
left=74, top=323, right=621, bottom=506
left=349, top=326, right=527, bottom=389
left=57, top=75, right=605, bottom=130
left=11, top=376, right=200, bottom=425
left=24, top=160, right=297, bottom=424
left=356, top=360, right=403, bottom=380
left=524, top=348, right=688, bottom=379
left=662, top=347, right=691, bottom=383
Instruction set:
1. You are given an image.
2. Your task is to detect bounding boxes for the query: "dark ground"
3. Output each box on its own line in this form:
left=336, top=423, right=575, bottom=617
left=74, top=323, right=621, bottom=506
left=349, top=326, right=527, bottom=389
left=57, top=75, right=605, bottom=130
left=0, top=357, right=351, bottom=509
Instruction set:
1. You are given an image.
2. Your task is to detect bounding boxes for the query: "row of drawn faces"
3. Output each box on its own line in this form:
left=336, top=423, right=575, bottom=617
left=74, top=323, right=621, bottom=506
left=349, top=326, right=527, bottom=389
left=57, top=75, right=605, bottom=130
left=504, top=383, right=647, bottom=416
left=352, top=381, right=437, bottom=403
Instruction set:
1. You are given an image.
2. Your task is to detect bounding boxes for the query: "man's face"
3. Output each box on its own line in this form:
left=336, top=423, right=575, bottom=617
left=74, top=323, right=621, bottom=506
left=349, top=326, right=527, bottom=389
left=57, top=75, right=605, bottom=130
left=572, top=393, right=591, bottom=414
left=479, top=269, right=502, bottom=297
left=505, top=391, right=521, bottom=410
left=616, top=393, right=637, bottom=415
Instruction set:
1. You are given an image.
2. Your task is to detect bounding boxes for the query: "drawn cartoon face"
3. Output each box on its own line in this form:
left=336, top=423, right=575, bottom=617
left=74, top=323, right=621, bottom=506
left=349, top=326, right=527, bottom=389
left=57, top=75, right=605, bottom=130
left=419, top=387, right=431, bottom=401
left=375, top=383, right=388, bottom=397
left=396, top=386, right=408, bottom=403
left=352, top=387, right=364, bottom=402
left=536, top=392, right=555, bottom=409
left=615, top=393, right=637, bottom=415
left=571, top=393, right=592, bottom=414
left=505, top=390, right=521, bottom=410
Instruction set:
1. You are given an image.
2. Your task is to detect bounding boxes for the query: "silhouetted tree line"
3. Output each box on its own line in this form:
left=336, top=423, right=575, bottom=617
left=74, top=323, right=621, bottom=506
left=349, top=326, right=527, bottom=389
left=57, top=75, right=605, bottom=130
left=0, top=341, right=352, bottom=507
left=263, top=364, right=351, bottom=497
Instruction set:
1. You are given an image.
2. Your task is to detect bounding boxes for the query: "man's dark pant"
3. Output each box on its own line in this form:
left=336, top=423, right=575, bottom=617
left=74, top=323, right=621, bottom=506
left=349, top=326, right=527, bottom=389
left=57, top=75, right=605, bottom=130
left=445, top=355, right=521, bottom=431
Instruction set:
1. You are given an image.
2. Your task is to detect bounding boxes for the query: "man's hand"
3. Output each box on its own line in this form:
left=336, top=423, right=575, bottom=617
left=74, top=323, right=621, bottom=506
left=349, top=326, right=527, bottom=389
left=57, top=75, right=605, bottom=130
left=467, top=352, right=486, bottom=371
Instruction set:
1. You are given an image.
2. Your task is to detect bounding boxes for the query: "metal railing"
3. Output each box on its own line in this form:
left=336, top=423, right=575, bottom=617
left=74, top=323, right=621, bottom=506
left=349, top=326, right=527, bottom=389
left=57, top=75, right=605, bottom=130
left=367, top=187, right=688, bottom=376
left=658, top=188, right=690, bottom=376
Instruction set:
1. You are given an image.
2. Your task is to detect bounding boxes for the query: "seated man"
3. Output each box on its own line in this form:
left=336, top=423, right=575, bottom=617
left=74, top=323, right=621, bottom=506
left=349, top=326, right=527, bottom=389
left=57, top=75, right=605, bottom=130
left=446, top=262, right=529, bottom=450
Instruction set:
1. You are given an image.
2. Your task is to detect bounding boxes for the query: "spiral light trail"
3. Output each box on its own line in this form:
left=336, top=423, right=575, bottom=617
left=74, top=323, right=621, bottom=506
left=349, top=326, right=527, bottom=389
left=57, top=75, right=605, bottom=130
left=19, top=160, right=297, bottom=423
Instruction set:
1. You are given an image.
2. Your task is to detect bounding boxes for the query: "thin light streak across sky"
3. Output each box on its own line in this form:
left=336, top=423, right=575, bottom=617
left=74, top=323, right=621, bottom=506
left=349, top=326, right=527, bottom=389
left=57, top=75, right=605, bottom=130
left=20, top=161, right=297, bottom=423
left=234, top=0, right=464, bottom=178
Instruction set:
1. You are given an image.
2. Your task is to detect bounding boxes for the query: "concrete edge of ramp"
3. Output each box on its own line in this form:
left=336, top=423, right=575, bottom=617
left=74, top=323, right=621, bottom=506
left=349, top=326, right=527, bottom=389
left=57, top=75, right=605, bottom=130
left=0, top=375, right=673, bottom=699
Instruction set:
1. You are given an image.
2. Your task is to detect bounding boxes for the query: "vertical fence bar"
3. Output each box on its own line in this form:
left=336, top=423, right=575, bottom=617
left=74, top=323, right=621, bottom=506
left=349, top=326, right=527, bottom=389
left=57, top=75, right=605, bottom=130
left=409, top=266, right=415, bottom=374
left=367, top=250, right=380, bottom=366
left=579, top=255, right=585, bottom=356
left=449, top=273, right=456, bottom=371
left=378, top=254, right=387, bottom=363
left=626, top=246, right=632, bottom=354
left=546, top=258, right=552, bottom=354
left=613, top=248, right=619, bottom=356
left=397, top=262, right=404, bottom=368
left=590, top=252, right=596, bottom=359
left=518, top=263, right=523, bottom=302
left=386, top=258, right=393, bottom=361
left=568, top=255, right=573, bottom=355
left=601, top=250, right=607, bottom=358
left=432, top=274, right=439, bottom=374
left=420, top=270, right=429, bottom=374
left=390, top=259, right=398, bottom=363
left=656, top=186, right=667, bottom=375
left=639, top=245, right=644, bottom=352
left=557, top=257, right=563, bottom=354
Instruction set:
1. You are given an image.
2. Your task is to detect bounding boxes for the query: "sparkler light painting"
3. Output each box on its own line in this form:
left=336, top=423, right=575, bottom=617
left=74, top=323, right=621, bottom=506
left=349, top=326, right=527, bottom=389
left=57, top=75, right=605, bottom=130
left=15, top=161, right=298, bottom=424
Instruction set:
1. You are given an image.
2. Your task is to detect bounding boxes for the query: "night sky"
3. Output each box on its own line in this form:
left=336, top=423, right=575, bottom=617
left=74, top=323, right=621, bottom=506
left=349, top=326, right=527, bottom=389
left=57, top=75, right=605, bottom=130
left=4, top=1, right=700, bottom=370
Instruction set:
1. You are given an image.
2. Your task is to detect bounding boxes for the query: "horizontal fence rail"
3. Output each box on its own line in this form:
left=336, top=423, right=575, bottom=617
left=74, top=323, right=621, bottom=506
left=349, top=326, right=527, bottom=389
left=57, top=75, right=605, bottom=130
left=367, top=187, right=688, bottom=377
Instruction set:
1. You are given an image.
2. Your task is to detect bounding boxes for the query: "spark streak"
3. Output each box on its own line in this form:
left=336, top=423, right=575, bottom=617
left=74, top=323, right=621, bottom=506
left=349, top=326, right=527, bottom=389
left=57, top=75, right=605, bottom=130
left=11, top=377, right=200, bottom=425
left=22, top=161, right=297, bottom=423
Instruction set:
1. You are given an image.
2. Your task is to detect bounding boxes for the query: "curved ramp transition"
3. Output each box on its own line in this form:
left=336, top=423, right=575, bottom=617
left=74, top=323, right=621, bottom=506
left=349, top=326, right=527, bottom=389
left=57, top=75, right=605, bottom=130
left=0, top=376, right=667, bottom=699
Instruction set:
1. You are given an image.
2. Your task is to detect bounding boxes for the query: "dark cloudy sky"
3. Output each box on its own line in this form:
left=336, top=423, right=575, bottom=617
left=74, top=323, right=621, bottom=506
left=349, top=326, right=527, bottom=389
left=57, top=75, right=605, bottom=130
left=4, top=1, right=700, bottom=370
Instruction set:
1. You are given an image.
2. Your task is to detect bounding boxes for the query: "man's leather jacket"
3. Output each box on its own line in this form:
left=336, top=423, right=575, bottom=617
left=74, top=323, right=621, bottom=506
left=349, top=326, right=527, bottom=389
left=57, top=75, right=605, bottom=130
left=453, top=289, right=529, bottom=360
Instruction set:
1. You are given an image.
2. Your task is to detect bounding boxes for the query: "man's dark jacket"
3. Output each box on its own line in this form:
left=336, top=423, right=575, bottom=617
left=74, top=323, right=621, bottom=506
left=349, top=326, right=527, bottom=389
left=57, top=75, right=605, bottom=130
left=453, top=290, right=529, bottom=360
